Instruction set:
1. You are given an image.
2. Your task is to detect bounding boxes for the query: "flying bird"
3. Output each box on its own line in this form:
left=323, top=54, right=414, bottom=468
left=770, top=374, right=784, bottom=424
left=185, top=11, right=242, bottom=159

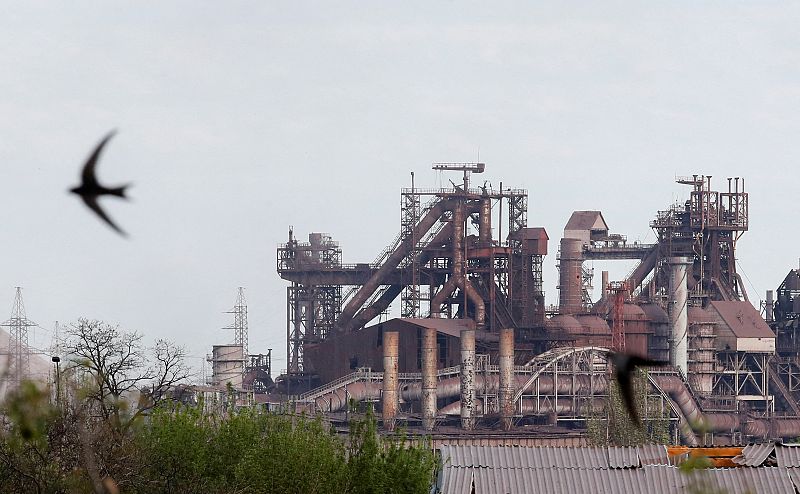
left=70, top=130, right=130, bottom=237
left=605, top=351, right=668, bottom=425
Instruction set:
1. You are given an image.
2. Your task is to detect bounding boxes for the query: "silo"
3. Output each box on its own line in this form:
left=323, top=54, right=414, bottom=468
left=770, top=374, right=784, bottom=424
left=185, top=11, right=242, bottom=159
left=211, top=344, right=244, bottom=389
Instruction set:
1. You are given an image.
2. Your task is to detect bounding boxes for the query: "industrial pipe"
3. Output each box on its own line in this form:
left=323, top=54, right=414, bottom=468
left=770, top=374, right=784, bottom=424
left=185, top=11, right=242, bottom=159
left=498, top=328, right=514, bottom=430
left=348, top=284, right=404, bottom=332
left=668, top=257, right=691, bottom=377
left=460, top=328, right=476, bottom=430
left=421, top=327, right=437, bottom=431
left=479, top=195, right=491, bottom=245
left=382, top=331, right=399, bottom=431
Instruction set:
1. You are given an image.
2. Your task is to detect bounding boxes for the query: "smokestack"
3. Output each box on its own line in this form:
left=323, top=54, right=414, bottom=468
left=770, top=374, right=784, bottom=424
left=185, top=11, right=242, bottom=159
left=668, top=257, right=692, bottom=376
left=460, top=328, right=476, bottom=430
left=421, top=327, right=437, bottom=431
left=558, top=238, right=584, bottom=314
left=498, top=327, right=515, bottom=431
left=382, top=331, right=399, bottom=431
left=601, top=271, right=609, bottom=300
left=766, top=290, right=774, bottom=323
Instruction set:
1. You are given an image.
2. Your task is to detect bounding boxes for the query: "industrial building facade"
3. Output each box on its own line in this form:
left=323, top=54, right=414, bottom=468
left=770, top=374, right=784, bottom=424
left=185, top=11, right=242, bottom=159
left=276, top=166, right=800, bottom=445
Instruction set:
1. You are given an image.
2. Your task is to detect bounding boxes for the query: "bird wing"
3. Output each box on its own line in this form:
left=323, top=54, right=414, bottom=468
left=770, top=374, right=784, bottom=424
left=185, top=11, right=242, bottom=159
left=81, top=195, right=127, bottom=237
left=628, top=355, right=669, bottom=368
left=81, top=130, right=117, bottom=187
left=615, top=368, right=641, bottom=425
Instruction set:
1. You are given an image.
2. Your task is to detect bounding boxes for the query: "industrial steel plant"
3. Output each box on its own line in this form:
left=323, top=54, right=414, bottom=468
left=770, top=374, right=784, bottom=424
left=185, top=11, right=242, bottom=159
left=264, top=164, right=797, bottom=445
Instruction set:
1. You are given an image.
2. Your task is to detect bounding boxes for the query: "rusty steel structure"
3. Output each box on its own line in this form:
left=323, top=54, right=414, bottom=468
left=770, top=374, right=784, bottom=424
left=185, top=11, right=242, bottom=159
left=278, top=170, right=800, bottom=445
left=277, top=164, right=547, bottom=386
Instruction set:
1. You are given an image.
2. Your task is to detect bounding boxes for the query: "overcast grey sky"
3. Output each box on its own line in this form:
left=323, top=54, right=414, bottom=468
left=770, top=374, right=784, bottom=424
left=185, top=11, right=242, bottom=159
left=2, top=2, right=798, bottom=375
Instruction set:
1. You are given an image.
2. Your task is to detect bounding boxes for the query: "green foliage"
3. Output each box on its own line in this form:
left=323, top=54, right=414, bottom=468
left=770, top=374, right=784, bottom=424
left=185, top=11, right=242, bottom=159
left=587, top=370, right=671, bottom=447
left=1, top=392, right=438, bottom=494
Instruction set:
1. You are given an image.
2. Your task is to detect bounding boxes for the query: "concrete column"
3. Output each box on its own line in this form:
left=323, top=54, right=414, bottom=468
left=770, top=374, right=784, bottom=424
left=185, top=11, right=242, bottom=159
left=421, top=327, right=438, bottom=431
left=460, top=328, right=476, bottom=430
left=668, top=257, right=692, bottom=376
left=382, top=331, right=399, bottom=431
left=558, top=238, right=584, bottom=314
left=498, top=328, right=515, bottom=431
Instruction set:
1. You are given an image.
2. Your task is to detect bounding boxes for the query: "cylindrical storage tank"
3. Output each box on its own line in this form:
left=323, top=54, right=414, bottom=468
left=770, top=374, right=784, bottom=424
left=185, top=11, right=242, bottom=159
left=641, top=303, right=670, bottom=362
left=498, top=328, right=514, bottom=430
left=688, top=307, right=716, bottom=396
left=574, top=314, right=611, bottom=348
left=668, top=257, right=692, bottom=376
left=558, top=238, right=584, bottom=315
left=460, top=328, right=476, bottom=430
left=421, top=327, right=437, bottom=431
left=622, top=303, right=650, bottom=357
left=211, top=344, right=244, bottom=389
left=382, top=331, right=399, bottom=431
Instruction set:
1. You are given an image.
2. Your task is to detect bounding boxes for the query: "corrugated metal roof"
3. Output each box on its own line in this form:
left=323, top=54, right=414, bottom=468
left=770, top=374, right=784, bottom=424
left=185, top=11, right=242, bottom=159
left=776, top=443, right=800, bottom=468
left=439, top=465, right=796, bottom=494
left=708, top=301, right=776, bottom=338
left=733, top=443, right=774, bottom=466
left=439, top=445, right=669, bottom=470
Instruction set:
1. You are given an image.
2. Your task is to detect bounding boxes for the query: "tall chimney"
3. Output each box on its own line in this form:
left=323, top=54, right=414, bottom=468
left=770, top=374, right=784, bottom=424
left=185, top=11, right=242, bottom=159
left=498, top=328, right=515, bottom=431
left=601, top=271, right=609, bottom=300
left=460, top=328, right=476, bottom=430
left=421, top=327, right=437, bottom=431
left=382, top=331, right=399, bottom=431
left=668, top=257, right=692, bottom=376
left=558, top=238, right=584, bottom=314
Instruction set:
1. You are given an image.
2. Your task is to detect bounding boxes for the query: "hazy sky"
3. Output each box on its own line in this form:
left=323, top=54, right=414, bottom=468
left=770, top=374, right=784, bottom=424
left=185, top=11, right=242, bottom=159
left=2, top=2, right=799, bottom=376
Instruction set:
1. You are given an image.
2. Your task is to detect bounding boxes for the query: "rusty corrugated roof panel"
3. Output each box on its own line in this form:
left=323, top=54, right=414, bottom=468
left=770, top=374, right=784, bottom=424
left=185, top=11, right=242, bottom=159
left=439, top=465, right=796, bottom=494
left=708, top=301, right=776, bottom=338
left=733, top=443, right=774, bottom=466
left=776, top=443, right=800, bottom=468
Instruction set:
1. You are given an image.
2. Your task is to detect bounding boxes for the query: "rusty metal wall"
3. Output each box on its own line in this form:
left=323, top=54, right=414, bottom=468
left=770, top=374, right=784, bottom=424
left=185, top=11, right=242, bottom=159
left=460, top=328, right=476, bottom=430
left=422, top=326, right=438, bottom=431
left=498, top=328, right=515, bottom=431
left=382, top=331, right=399, bottom=431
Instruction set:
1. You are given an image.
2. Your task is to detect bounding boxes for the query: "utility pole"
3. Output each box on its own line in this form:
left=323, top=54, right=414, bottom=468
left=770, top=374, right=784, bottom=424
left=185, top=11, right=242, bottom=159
left=1, top=287, right=37, bottom=387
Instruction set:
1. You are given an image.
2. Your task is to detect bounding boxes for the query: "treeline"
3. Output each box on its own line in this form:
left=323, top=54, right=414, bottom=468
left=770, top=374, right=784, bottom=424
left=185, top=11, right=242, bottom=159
left=0, top=319, right=438, bottom=493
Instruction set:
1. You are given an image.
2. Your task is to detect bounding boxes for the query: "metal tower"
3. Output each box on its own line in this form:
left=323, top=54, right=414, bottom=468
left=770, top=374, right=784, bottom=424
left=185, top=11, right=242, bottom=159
left=1, top=287, right=37, bottom=386
left=224, top=287, right=248, bottom=358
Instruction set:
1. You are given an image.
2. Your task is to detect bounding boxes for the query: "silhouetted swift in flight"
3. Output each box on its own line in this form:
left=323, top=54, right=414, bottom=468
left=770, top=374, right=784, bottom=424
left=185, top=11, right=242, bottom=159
left=70, top=130, right=130, bottom=237
left=605, top=351, right=668, bottom=425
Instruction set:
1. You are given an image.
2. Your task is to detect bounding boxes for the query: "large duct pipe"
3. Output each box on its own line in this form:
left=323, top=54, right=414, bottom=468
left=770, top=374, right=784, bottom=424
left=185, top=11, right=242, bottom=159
left=668, top=257, right=692, bottom=376
left=421, top=327, right=437, bottom=431
left=499, top=328, right=514, bottom=430
left=479, top=195, right=492, bottom=245
left=382, top=331, right=399, bottom=431
left=440, top=397, right=606, bottom=416
left=625, top=245, right=660, bottom=294
left=558, top=238, right=584, bottom=314
left=350, top=284, right=404, bottom=331
left=402, top=374, right=605, bottom=402
left=463, top=281, right=486, bottom=329
left=338, top=197, right=456, bottom=331
left=460, top=328, right=476, bottom=430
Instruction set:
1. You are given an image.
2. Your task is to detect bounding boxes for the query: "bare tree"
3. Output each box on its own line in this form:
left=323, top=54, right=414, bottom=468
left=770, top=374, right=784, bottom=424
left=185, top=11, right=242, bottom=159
left=64, top=319, right=190, bottom=427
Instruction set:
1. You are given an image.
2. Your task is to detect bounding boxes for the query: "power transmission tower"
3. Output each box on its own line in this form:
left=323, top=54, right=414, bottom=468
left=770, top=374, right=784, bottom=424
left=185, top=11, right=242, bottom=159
left=1, top=287, right=37, bottom=387
left=224, top=287, right=248, bottom=360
